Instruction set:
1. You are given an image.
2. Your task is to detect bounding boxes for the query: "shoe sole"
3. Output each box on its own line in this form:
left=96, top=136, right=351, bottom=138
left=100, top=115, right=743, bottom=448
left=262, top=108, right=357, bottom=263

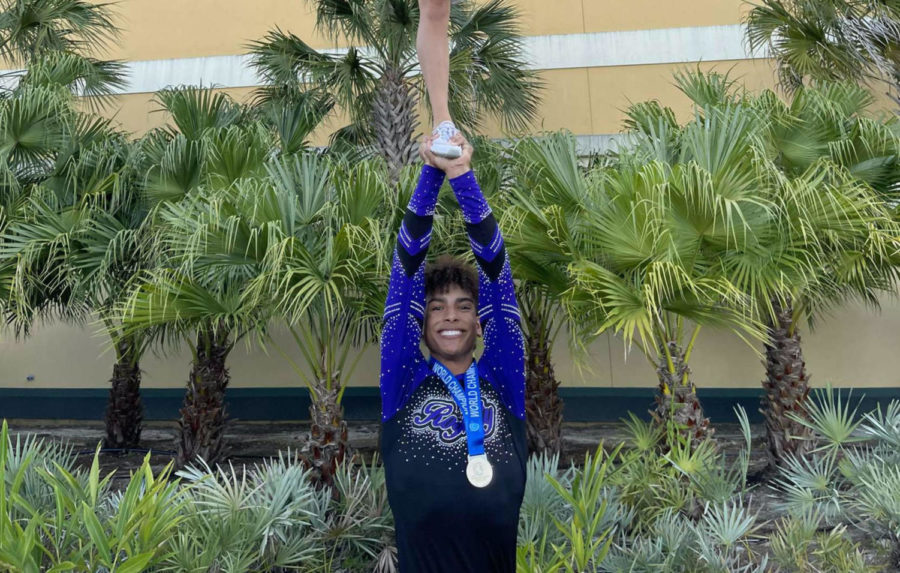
left=430, top=142, right=462, bottom=159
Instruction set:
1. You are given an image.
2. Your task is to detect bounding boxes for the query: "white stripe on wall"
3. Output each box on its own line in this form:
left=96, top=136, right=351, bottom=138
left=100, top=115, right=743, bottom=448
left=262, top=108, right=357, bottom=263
left=574, top=134, right=632, bottom=155
left=524, top=25, right=766, bottom=70
left=491, top=134, right=631, bottom=156
left=0, top=24, right=766, bottom=96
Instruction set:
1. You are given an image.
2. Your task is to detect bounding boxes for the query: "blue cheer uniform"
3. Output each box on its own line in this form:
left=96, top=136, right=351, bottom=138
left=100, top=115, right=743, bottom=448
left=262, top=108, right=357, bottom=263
left=380, top=165, right=527, bottom=573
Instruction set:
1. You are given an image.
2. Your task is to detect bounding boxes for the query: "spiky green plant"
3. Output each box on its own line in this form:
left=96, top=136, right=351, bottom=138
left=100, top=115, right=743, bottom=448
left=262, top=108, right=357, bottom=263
left=604, top=506, right=768, bottom=573
left=774, top=391, right=900, bottom=568
left=168, top=452, right=323, bottom=572
left=770, top=511, right=874, bottom=573
left=0, top=420, right=186, bottom=572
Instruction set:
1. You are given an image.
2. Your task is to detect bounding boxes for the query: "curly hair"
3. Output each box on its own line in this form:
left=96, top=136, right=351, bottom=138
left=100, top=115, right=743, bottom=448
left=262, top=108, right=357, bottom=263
left=425, top=255, right=479, bottom=302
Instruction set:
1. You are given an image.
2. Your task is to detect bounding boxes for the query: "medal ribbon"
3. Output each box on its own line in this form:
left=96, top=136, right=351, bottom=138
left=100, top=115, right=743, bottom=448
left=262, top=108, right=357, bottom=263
left=430, top=358, right=485, bottom=457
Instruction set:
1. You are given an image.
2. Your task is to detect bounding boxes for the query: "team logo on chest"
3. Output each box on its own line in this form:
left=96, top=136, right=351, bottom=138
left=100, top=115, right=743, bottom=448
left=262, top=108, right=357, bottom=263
left=411, top=397, right=497, bottom=445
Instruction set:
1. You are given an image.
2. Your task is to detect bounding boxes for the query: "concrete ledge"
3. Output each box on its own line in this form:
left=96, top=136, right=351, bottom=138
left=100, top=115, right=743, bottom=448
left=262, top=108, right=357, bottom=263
left=2, top=387, right=898, bottom=424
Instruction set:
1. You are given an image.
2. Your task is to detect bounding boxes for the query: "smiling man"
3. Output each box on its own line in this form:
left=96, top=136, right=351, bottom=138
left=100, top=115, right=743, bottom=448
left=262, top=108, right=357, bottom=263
left=380, top=134, right=527, bottom=572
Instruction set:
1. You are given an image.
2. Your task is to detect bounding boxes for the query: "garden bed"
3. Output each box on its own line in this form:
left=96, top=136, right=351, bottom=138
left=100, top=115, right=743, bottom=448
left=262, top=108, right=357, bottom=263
left=6, top=417, right=767, bottom=481
left=5, top=418, right=899, bottom=571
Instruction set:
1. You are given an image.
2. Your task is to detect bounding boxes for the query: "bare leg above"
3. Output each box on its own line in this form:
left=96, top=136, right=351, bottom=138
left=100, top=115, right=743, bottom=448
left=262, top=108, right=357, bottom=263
left=417, top=0, right=462, bottom=158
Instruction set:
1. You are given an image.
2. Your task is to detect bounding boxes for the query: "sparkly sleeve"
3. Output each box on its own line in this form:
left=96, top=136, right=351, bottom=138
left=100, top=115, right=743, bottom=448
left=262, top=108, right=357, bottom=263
left=380, top=165, right=445, bottom=421
left=449, top=171, right=525, bottom=420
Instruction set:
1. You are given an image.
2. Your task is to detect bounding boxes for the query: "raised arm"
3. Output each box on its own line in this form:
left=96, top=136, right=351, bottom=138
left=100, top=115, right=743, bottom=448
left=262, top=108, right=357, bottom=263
left=449, top=171, right=525, bottom=420
left=380, top=164, right=445, bottom=421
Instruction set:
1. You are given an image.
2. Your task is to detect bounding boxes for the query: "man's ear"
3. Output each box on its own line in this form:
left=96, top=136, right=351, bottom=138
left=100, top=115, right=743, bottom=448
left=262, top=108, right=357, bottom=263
left=475, top=319, right=483, bottom=338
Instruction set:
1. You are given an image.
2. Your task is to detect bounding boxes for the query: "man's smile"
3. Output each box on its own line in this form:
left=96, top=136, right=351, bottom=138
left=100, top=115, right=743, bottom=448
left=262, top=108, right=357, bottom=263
left=438, top=329, right=463, bottom=338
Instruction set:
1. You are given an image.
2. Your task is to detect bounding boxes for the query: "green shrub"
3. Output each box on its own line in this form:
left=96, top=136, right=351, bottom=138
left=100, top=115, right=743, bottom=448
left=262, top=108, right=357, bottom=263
left=0, top=419, right=186, bottom=572
left=770, top=511, right=873, bottom=573
left=6, top=395, right=900, bottom=572
left=775, top=389, right=900, bottom=570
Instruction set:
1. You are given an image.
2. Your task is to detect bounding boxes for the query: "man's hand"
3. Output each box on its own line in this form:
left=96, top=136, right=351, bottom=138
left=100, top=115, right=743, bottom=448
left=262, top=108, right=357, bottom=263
left=421, top=133, right=473, bottom=180
left=418, top=134, right=437, bottom=166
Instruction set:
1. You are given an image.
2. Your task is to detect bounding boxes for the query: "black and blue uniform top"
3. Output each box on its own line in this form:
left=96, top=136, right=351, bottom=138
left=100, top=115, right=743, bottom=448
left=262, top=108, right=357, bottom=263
left=379, top=165, right=527, bottom=573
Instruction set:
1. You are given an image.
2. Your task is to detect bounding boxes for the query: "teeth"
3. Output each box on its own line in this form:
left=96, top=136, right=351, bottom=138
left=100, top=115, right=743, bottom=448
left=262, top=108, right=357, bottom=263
left=440, top=330, right=462, bottom=337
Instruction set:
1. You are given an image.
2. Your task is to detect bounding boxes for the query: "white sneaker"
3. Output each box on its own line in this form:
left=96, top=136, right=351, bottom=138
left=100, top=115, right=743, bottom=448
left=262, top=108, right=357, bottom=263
left=430, top=121, right=462, bottom=159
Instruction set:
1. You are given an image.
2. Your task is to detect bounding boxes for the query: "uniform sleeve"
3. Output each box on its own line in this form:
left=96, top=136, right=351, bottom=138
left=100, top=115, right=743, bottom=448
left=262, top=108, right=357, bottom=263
left=380, top=165, right=445, bottom=421
left=449, top=170, right=525, bottom=420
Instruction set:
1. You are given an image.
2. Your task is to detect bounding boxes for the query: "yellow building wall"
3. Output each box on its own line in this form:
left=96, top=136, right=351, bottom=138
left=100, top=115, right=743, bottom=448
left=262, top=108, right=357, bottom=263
left=106, top=60, right=781, bottom=142
left=2, top=297, right=900, bottom=390
left=98, top=0, right=748, bottom=62
left=2, top=0, right=899, bottom=391
left=90, top=0, right=774, bottom=139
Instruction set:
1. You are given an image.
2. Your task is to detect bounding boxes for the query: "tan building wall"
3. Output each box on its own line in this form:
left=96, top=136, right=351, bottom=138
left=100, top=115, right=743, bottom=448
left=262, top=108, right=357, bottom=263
left=2, top=0, right=899, bottom=391
left=82, top=0, right=774, bottom=140
left=2, top=297, right=899, bottom=390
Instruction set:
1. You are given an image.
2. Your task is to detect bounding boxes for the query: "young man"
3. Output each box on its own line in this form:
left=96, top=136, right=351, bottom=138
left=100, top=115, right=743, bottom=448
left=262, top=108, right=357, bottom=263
left=380, top=134, right=527, bottom=572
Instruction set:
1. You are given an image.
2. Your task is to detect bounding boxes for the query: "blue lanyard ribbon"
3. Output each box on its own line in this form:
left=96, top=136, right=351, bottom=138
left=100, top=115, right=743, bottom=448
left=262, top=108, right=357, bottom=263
left=430, top=358, right=485, bottom=457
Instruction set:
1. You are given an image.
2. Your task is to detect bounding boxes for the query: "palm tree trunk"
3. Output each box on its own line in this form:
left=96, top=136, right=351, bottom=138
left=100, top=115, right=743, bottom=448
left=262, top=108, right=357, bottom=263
left=176, top=327, right=233, bottom=468
left=525, top=326, right=564, bottom=457
left=761, top=297, right=813, bottom=467
left=372, top=65, right=419, bottom=184
left=653, top=341, right=712, bottom=444
left=103, top=335, right=143, bottom=449
left=304, top=382, right=350, bottom=490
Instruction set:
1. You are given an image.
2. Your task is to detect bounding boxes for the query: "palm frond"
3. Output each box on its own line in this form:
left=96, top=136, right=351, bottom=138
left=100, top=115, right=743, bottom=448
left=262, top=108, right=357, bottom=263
left=19, top=50, right=126, bottom=106
left=745, top=0, right=900, bottom=93
left=447, top=0, right=542, bottom=133
left=0, top=0, right=119, bottom=63
left=311, top=0, right=375, bottom=45
left=256, top=90, right=334, bottom=156
left=247, top=28, right=379, bottom=111
left=153, top=87, right=245, bottom=141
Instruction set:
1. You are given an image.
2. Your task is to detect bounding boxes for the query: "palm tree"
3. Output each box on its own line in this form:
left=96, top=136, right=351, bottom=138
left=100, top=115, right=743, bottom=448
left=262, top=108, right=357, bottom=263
left=672, top=70, right=900, bottom=465
left=0, top=2, right=141, bottom=445
left=121, top=85, right=387, bottom=474
left=627, top=71, right=898, bottom=459
left=745, top=0, right=900, bottom=97
left=0, top=47, right=159, bottom=448
left=248, top=0, right=542, bottom=182
left=504, top=136, right=589, bottom=456
left=127, top=150, right=387, bottom=481
left=121, top=192, right=269, bottom=468
left=245, top=156, right=388, bottom=487
left=1, top=133, right=157, bottom=450
left=117, top=88, right=273, bottom=467
left=506, top=129, right=766, bottom=444
left=506, top=87, right=891, bottom=446
left=744, top=79, right=900, bottom=466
